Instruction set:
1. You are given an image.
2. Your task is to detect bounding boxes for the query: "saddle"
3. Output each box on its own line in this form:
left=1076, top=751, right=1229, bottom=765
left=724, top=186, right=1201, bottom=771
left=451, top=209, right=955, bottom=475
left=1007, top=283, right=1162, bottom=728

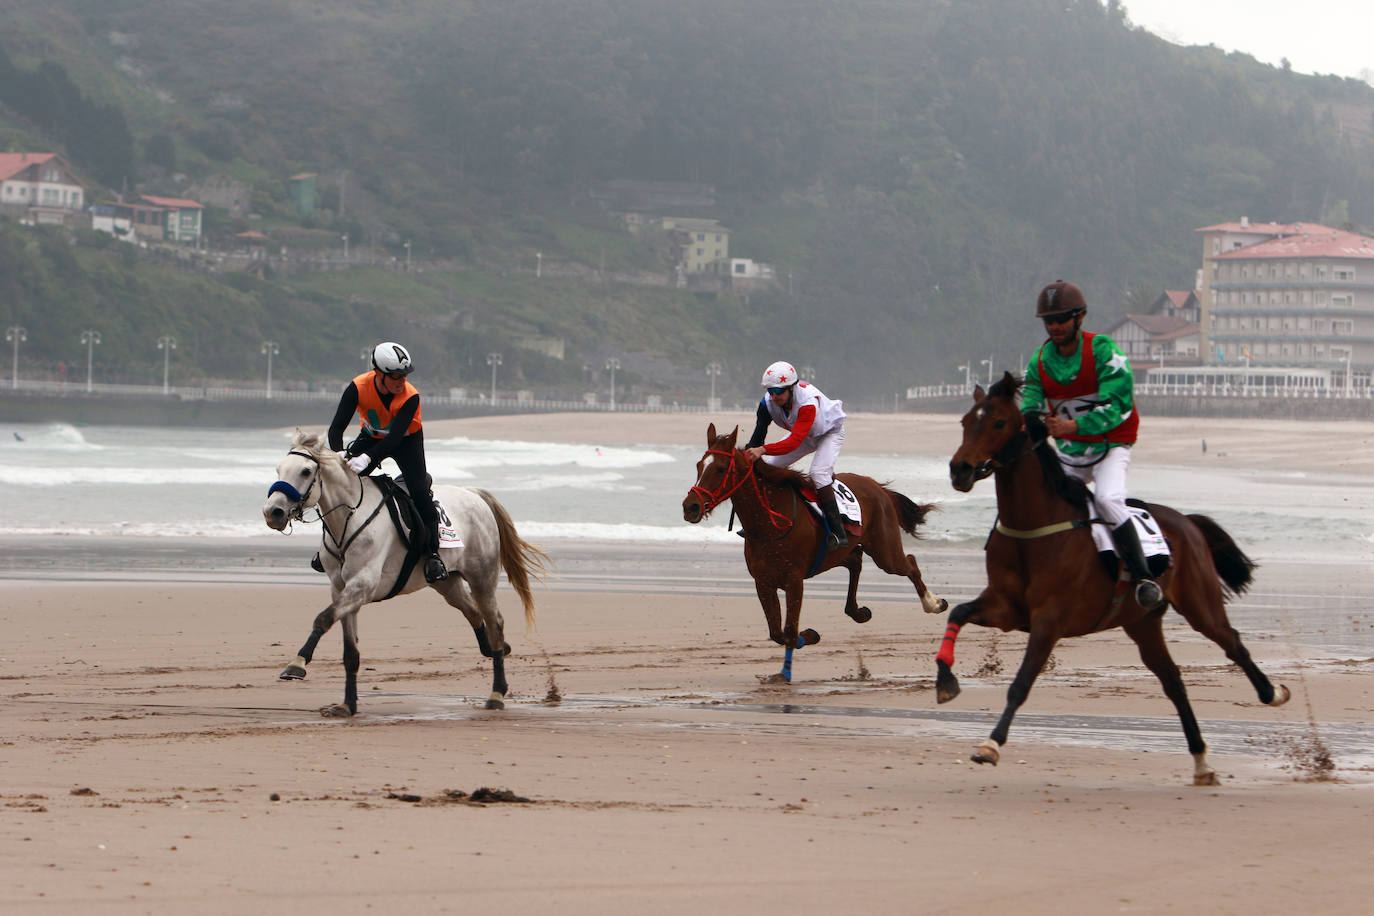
left=371, top=474, right=434, bottom=599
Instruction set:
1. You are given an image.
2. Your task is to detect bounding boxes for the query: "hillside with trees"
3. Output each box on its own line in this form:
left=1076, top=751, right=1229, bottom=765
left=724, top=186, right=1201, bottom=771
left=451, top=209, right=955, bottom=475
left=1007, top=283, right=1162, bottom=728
left=2, top=0, right=1372, bottom=405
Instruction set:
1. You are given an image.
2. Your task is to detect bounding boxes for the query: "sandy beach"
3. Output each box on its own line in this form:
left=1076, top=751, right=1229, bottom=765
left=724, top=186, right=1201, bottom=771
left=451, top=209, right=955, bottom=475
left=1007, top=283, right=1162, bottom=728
left=3, top=411, right=1373, bottom=914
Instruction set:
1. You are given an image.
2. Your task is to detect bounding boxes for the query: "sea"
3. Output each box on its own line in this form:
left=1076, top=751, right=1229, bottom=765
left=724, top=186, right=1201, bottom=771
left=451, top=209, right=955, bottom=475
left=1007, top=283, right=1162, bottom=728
left=2, top=420, right=1372, bottom=655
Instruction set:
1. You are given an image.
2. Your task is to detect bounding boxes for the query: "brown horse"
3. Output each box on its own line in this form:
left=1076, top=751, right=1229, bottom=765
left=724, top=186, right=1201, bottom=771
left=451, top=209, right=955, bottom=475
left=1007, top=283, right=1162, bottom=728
left=682, top=423, right=948, bottom=682
left=942, top=373, right=1290, bottom=783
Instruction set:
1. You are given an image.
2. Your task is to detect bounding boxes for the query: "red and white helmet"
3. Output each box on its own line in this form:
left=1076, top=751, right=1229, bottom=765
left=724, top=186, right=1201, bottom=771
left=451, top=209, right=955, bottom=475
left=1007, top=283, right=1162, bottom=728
left=761, top=360, right=798, bottom=389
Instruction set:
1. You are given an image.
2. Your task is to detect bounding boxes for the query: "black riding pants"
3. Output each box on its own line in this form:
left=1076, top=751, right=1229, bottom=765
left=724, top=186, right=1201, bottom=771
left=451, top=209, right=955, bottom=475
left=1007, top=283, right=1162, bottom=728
left=352, top=430, right=439, bottom=552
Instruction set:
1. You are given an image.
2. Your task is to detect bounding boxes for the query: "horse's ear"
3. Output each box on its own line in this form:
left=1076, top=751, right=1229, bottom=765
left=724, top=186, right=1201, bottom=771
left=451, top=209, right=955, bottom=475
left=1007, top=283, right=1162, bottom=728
left=707, top=422, right=717, bottom=444
left=725, top=426, right=739, bottom=449
left=973, top=384, right=986, bottom=402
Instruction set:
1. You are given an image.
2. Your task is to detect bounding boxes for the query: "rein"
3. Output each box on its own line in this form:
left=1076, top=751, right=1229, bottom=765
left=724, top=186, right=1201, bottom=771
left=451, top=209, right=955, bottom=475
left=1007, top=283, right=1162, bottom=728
left=689, top=448, right=793, bottom=535
left=267, top=449, right=372, bottom=559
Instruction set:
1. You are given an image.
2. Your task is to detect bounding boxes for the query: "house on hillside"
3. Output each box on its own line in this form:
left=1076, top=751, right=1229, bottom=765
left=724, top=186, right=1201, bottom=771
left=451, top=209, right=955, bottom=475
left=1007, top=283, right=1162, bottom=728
left=138, top=194, right=204, bottom=243
left=1104, top=290, right=1202, bottom=369
left=658, top=216, right=731, bottom=276
left=91, top=193, right=206, bottom=244
left=0, top=152, right=86, bottom=225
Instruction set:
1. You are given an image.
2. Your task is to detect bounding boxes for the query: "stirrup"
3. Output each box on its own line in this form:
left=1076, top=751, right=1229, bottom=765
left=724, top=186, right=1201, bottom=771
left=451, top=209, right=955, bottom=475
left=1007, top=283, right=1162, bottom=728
left=310, top=552, right=324, bottom=573
left=1134, top=578, right=1165, bottom=611
left=826, top=529, right=849, bottom=549
left=424, top=554, right=448, bottom=583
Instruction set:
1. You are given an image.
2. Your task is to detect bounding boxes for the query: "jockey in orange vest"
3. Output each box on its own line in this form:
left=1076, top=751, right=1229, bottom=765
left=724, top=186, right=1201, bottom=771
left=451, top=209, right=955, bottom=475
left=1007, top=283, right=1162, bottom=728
left=1021, top=281, right=1164, bottom=612
left=321, top=341, right=448, bottom=584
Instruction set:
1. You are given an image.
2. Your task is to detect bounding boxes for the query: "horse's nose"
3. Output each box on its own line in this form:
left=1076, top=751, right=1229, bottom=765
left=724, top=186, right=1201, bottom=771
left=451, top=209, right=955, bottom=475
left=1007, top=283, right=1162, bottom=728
left=264, top=504, right=286, bottom=529
left=682, top=498, right=702, bottom=524
left=949, top=460, right=974, bottom=493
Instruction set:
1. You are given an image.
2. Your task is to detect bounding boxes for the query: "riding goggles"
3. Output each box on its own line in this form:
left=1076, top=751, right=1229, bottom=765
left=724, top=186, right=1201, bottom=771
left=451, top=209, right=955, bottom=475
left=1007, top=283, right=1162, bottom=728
left=767, top=386, right=790, bottom=396
left=1041, top=310, right=1081, bottom=326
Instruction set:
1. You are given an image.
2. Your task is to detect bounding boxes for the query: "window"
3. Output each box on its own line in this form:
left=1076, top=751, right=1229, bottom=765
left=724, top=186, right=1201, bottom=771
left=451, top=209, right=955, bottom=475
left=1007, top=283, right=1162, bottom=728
left=734, top=263, right=746, bottom=274
left=1333, top=319, right=1354, bottom=335
left=696, top=233, right=705, bottom=241
left=696, top=248, right=703, bottom=256
left=1335, top=268, right=1355, bottom=281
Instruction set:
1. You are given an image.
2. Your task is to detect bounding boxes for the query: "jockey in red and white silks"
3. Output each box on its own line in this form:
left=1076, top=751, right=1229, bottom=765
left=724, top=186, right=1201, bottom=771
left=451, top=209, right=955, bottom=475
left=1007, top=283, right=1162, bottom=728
left=743, top=361, right=850, bottom=549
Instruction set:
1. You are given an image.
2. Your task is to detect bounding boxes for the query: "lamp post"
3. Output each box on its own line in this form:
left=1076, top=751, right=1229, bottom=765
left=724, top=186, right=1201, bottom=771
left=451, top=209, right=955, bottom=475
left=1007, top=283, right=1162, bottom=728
left=403, top=240, right=411, bottom=272
left=605, top=357, right=621, bottom=410
left=801, top=365, right=816, bottom=384
left=486, top=352, right=502, bottom=403
left=705, top=361, right=722, bottom=406
left=5, top=325, right=25, bottom=390
left=157, top=335, right=176, bottom=395
left=341, top=234, right=349, bottom=262
left=361, top=347, right=372, bottom=365
left=536, top=251, right=542, bottom=278
left=1346, top=350, right=1353, bottom=397
left=80, top=329, right=101, bottom=393
left=262, top=341, right=280, bottom=399
left=957, top=363, right=971, bottom=390
left=981, top=356, right=994, bottom=384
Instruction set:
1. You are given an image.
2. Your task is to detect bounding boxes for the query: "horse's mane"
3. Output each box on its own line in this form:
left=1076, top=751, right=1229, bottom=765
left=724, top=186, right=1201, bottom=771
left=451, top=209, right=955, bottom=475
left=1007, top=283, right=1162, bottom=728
left=752, top=453, right=813, bottom=490
left=290, top=429, right=343, bottom=467
left=986, top=375, right=1091, bottom=512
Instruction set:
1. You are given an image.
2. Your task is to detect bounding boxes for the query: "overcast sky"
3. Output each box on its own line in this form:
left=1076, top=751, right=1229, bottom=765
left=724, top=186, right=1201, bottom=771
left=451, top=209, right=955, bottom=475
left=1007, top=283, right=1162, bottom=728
left=1123, top=0, right=1373, bottom=82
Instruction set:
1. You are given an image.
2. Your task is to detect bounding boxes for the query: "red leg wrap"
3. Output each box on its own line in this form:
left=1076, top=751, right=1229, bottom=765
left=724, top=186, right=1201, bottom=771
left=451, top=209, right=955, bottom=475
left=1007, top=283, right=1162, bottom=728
left=936, top=622, right=961, bottom=667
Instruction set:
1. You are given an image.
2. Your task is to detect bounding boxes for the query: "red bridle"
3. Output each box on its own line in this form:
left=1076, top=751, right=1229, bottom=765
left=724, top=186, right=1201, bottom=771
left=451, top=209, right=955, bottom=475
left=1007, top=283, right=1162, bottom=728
left=688, top=448, right=792, bottom=531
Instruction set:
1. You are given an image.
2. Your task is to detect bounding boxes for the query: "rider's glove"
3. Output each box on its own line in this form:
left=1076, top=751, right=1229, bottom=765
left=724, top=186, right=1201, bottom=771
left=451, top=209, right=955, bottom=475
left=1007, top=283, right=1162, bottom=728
left=347, top=454, right=371, bottom=474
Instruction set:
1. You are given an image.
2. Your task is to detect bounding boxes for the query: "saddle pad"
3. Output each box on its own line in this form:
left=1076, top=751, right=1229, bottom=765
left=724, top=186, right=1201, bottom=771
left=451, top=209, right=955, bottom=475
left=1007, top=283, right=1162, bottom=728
left=801, top=479, right=863, bottom=525
left=1089, top=505, right=1169, bottom=561
left=435, top=498, right=464, bottom=548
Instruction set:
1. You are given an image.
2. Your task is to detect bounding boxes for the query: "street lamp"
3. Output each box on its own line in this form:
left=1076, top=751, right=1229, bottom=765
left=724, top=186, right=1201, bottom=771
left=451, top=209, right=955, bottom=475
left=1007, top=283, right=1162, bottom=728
left=360, top=347, right=372, bottom=364
left=486, top=352, right=502, bottom=403
left=957, top=364, right=971, bottom=390
left=536, top=251, right=542, bottom=278
left=157, top=335, right=176, bottom=395
left=981, top=356, right=994, bottom=384
left=705, top=361, right=722, bottom=406
left=801, top=365, right=816, bottom=382
left=341, top=234, right=349, bottom=262
left=262, top=341, right=280, bottom=399
left=80, top=329, right=101, bottom=393
left=605, top=357, right=621, bottom=410
left=403, top=240, right=411, bottom=272
left=5, top=325, right=26, bottom=390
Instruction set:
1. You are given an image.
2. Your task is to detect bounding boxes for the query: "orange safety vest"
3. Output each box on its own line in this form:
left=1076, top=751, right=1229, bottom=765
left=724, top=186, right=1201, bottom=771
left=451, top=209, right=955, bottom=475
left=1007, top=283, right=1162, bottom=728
left=352, top=371, right=423, bottom=439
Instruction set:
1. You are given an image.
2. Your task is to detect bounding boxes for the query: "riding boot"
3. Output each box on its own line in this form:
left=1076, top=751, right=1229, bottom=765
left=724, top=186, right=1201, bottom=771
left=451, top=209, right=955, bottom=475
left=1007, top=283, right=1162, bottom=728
left=1112, top=520, right=1165, bottom=611
left=423, top=523, right=448, bottom=583
left=817, top=484, right=850, bottom=550
left=310, top=552, right=324, bottom=573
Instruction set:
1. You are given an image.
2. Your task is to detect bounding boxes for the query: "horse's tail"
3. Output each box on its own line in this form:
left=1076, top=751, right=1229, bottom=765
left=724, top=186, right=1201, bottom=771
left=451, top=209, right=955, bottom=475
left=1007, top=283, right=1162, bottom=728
left=1188, top=513, right=1256, bottom=597
left=885, top=486, right=938, bottom=538
left=476, top=489, right=551, bottom=629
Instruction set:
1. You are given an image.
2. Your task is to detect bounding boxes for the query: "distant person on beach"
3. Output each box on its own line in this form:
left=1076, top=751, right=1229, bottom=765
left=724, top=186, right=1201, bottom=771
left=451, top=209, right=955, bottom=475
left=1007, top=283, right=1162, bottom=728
left=321, top=341, right=448, bottom=583
left=1020, top=280, right=1164, bottom=612
left=743, top=360, right=850, bottom=549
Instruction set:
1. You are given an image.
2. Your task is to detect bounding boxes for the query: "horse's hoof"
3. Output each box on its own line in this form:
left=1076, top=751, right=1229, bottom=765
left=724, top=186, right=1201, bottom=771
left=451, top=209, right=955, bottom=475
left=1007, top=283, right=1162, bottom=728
left=279, top=664, right=307, bottom=680
left=319, top=704, right=353, bottom=718
left=1193, top=770, right=1220, bottom=787
left=846, top=606, right=873, bottom=624
left=936, top=662, right=960, bottom=703
left=502, top=643, right=512, bottom=657
left=1268, top=684, right=1292, bottom=707
left=924, top=597, right=949, bottom=615
left=485, top=695, right=506, bottom=710
left=759, top=672, right=790, bottom=685
left=800, top=628, right=821, bottom=646
left=971, top=740, right=1000, bottom=765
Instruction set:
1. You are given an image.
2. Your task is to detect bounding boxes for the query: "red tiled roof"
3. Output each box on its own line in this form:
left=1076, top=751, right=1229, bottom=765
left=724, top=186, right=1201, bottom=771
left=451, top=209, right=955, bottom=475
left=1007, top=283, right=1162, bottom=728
left=234, top=230, right=269, bottom=240
left=1163, top=290, right=1193, bottom=309
left=0, top=152, right=58, bottom=181
left=140, top=193, right=204, bottom=209
left=1212, top=228, right=1374, bottom=260
left=1194, top=220, right=1307, bottom=234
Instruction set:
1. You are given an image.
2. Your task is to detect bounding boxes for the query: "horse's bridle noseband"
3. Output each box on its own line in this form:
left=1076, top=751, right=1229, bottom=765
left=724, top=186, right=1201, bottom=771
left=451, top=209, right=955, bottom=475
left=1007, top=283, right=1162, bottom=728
left=689, top=447, right=793, bottom=533
left=267, top=449, right=363, bottom=527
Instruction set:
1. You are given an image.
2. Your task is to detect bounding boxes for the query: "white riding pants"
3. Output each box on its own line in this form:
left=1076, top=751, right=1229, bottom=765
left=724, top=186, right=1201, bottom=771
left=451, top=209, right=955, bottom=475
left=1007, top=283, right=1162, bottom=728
left=763, top=424, right=845, bottom=488
left=1060, top=445, right=1132, bottom=528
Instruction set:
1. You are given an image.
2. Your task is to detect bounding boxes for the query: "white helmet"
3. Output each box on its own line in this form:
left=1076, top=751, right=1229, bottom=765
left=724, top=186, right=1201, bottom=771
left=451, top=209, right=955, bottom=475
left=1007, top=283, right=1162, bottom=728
left=371, top=341, right=414, bottom=376
left=761, top=360, right=798, bottom=389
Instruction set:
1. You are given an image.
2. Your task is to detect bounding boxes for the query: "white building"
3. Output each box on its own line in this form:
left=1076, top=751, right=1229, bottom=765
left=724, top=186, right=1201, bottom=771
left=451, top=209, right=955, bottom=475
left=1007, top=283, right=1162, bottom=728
left=0, top=152, right=85, bottom=225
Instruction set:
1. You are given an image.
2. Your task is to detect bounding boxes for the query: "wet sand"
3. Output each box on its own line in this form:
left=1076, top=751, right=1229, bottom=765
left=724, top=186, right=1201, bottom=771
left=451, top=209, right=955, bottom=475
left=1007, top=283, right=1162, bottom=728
left=3, top=411, right=1374, bottom=913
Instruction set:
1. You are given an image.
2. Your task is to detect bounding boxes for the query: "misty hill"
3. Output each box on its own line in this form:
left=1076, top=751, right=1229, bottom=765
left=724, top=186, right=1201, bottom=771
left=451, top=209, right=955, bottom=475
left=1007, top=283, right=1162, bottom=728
left=3, top=0, right=1373, bottom=405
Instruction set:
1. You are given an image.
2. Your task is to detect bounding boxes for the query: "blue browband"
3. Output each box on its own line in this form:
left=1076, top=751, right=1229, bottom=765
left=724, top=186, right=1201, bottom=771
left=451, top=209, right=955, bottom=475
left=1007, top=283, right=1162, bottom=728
left=268, top=479, right=305, bottom=502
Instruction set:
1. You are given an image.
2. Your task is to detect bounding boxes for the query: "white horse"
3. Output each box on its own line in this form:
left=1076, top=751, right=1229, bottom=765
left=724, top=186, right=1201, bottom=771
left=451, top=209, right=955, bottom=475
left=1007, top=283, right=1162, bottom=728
left=262, top=429, right=548, bottom=717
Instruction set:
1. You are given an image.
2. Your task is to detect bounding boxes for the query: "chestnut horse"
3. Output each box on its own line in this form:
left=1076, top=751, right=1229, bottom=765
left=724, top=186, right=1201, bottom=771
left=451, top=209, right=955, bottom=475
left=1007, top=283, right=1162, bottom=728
left=942, top=373, right=1289, bottom=783
left=683, top=423, right=947, bottom=682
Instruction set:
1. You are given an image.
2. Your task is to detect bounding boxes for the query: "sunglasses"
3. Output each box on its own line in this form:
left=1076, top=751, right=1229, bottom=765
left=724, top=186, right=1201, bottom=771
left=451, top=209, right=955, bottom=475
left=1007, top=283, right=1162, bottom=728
left=1041, top=311, right=1079, bottom=326
left=767, top=386, right=790, bottom=396
left=382, top=371, right=408, bottom=381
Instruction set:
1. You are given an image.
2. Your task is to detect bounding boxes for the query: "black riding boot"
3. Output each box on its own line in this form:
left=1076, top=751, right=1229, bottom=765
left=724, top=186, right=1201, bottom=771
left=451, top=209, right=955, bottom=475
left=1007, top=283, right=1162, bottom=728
left=1112, top=520, right=1165, bottom=611
left=423, top=523, right=448, bottom=583
left=818, top=484, right=850, bottom=550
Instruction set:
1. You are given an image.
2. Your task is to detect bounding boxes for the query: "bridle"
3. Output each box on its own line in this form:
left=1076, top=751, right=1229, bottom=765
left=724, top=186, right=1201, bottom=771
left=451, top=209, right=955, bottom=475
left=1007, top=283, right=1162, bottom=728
left=267, top=449, right=365, bottom=529
left=688, top=447, right=793, bottom=533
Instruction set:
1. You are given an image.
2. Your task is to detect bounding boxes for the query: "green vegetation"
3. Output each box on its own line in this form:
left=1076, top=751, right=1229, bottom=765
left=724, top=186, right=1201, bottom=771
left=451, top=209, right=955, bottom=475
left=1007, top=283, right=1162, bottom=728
left=2, top=0, right=1372, bottom=405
